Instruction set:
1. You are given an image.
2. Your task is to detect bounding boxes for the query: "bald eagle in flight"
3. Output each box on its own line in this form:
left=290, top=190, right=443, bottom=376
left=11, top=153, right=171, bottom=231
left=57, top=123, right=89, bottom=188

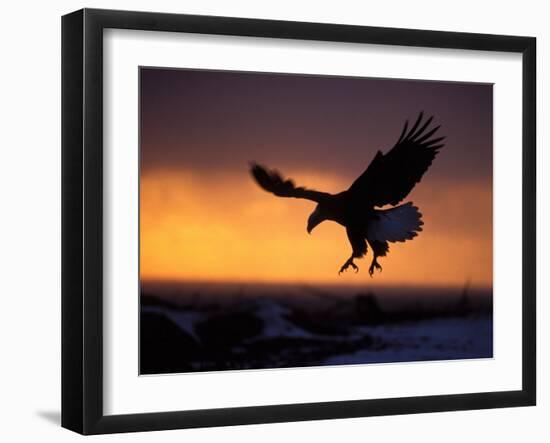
left=250, top=112, right=445, bottom=276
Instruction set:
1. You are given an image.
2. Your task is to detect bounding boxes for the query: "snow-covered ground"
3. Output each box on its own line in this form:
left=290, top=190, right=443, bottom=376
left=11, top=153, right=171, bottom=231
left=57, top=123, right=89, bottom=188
left=323, top=316, right=493, bottom=365
left=141, top=296, right=493, bottom=373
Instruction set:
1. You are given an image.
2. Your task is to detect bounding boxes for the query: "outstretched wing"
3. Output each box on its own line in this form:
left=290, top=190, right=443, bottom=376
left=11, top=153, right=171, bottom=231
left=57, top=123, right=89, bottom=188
left=348, top=112, right=445, bottom=207
left=250, top=163, right=330, bottom=203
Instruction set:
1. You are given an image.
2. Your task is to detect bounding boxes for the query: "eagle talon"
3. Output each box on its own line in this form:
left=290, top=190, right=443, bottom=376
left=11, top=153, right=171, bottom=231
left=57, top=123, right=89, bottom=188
left=339, top=258, right=359, bottom=275
left=368, top=259, right=382, bottom=277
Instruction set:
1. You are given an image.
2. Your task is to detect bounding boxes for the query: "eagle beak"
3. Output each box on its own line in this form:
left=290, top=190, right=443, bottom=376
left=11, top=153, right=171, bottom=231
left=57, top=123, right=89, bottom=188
left=307, top=207, right=323, bottom=234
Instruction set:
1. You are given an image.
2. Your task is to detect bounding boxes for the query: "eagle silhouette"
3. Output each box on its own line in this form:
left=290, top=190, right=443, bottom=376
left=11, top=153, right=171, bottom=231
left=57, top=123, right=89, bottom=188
left=250, top=112, right=445, bottom=276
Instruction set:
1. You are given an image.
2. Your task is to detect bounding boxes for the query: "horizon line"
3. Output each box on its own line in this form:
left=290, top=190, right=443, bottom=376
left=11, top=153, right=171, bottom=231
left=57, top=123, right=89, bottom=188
left=140, top=277, right=492, bottom=292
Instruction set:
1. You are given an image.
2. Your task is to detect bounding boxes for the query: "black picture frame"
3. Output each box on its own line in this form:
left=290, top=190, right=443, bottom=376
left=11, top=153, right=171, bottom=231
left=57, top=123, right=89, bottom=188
left=62, top=8, right=536, bottom=435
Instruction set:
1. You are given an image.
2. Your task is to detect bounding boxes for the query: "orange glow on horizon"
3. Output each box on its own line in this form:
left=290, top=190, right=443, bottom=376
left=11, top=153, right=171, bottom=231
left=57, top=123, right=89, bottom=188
left=140, top=168, right=492, bottom=288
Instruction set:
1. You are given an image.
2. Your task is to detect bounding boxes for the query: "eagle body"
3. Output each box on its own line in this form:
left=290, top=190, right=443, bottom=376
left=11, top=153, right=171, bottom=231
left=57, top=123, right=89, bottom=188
left=250, top=112, right=445, bottom=276
left=310, top=191, right=376, bottom=228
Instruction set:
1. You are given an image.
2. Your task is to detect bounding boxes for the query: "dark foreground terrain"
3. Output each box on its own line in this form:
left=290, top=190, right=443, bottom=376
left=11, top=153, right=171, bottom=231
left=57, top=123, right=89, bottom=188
left=140, top=283, right=493, bottom=374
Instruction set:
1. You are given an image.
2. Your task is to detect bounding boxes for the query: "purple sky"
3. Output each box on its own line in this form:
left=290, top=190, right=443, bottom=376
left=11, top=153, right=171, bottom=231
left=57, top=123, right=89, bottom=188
left=140, top=67, right=492, bottom=186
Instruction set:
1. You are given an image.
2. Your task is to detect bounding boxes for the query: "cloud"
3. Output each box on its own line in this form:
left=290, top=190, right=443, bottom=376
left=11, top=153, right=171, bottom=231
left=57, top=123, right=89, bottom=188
left=140, top=169, right=492, bottom=288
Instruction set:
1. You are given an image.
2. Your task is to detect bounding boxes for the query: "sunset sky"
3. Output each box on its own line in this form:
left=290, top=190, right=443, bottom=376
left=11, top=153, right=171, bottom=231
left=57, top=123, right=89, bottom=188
left=140, top=68, right=493, bottom=289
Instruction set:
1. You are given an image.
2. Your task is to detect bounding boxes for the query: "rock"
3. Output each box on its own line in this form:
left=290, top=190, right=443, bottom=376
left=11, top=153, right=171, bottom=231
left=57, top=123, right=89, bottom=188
left=140, top=311, right=201, bottom=374
left=195, top=310, right=264, bottom=347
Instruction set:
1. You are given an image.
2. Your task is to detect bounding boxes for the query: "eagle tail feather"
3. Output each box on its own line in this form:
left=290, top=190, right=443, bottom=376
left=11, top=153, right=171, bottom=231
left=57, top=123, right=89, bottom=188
left=366, top=202, right=423, bottom=243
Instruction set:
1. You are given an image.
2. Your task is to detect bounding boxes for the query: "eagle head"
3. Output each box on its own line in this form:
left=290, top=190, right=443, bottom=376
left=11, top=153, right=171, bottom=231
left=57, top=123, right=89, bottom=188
left=307, top=205, right=326, bottom=234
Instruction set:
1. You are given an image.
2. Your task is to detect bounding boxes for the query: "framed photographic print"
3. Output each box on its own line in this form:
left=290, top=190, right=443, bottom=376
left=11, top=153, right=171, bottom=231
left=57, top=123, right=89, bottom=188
left=61, top=8, right=536, bottom=435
